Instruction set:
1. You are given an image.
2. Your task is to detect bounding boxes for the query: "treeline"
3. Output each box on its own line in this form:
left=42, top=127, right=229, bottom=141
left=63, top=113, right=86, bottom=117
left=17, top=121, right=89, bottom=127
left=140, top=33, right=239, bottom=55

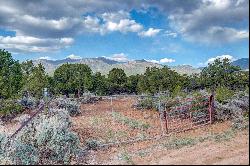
left=0, top=49, right=249, bottom=101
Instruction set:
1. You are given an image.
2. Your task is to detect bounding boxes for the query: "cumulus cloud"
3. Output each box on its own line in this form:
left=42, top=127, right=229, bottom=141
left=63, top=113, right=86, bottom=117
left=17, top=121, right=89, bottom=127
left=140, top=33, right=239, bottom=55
left=198, top=54, right=235, bottom=67
left=101, top=10, right=130, bottom=22
left=138, top=28, right=161, bottom=37
left=206, top=54, right=234, bottom=64
left=38, top=56, right=54, bottom=60
left=83, top=11, right=143, bottom=35
left=83, top=16, right=102, bottom=33
left=103, top=53, right=129, bottom=62
left=147, top=59, right=160, bottom=64
left=66, top=54, right=82, bottom=59
left=0, top=0, right=248, bottom=54
left=163, top=30, right=178, bottom=38
left=159, top=58, right=175, bottom=63
left=0, top=1, right=144, bottom=54
left=0, top=35, right=74, bottom=53
left=146, top=58, right=176, bottom=64
left=105, top=19, right=143, bottom=33
left=184, top=26, right=249, bottom=43
left=168, top=0, right=249, bottom=43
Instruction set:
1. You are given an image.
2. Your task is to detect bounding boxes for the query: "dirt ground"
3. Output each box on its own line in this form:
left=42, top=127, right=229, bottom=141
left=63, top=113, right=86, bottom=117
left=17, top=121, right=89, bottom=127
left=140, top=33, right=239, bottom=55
left=71, top=97, right=249, bottom=165
left=143, top=132, right=249, bottom=165
left=77, top=122, right=249, bottom=165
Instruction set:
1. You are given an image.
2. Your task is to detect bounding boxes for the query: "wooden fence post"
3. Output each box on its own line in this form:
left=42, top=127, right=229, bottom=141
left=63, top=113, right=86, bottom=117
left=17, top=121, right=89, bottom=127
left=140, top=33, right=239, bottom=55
left=164, top=108, right=168, bottom=134
left=209, top=91, right=215, bottom=124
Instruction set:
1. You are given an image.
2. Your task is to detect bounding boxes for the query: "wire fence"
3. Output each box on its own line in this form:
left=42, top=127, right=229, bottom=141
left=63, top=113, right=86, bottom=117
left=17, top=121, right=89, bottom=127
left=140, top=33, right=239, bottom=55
left=76, top=94, right=215, bottom=146
left=7, top=93, right=215, bottom=149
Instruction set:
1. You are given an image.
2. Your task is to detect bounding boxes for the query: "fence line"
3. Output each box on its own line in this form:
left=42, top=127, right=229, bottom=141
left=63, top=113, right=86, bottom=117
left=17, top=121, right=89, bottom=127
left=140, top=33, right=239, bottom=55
left=164, top=94, right=214, bottom=134
left=10, top=102, right=45, bottom=139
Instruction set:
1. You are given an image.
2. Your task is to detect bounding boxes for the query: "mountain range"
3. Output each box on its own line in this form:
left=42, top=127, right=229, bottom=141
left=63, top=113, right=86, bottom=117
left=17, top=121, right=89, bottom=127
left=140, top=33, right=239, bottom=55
left=231, top=58, right=249, bottom=70
left=33, top=57, right=249, bottom=76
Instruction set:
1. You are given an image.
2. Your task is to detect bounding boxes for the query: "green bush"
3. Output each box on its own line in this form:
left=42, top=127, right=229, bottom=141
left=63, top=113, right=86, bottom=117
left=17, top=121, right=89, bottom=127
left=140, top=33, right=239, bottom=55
left=215, top=86, right=234, bottom=103
left=137, top=97, right=157, bottom=110
left=0, top=99, right=22, bottom=119
left=163, top=137, right=197, bottom=149
left=171, top=85, right=186, bottom=98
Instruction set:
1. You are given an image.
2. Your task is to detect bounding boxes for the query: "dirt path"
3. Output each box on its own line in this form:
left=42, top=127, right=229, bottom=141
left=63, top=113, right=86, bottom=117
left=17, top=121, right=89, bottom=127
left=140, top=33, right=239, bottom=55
left=95, top=131, right=248, bottom=165
left=148, top=132, right=249, bottom=165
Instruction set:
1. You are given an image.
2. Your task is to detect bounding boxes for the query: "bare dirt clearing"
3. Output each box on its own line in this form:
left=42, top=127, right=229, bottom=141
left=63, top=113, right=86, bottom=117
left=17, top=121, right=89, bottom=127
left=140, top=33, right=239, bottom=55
left=147, top=132, right=249, bottom=165
left=71, top=97, right=249, bottom=165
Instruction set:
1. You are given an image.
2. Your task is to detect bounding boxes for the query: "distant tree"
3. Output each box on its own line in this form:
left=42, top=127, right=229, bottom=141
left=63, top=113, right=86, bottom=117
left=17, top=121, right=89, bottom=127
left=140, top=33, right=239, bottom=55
left=108, top=68, right=127, bottom=94
left=92, top=72, right=108, bottom=95
left=54, top=63, right=73, bottom=97
left=73, top=64, right=93, bottom=97
left=126, top=74, right=140, bottom=94
left=46, top=75, right=56, bottom=96
left=54, top=63, right=93, bottom=97
left=0, top=49, right=23, bottom=99
left=137, top=74, right=150, bottom=94
left=20, top=60, right=35, bottom=96
left=200, top=58, right=241, bottom=89
left=137, top=66, right=184, bottom=95
left=25, top=64, right=48, bottom=99
left=186, top=73, right=202, bottom=91
left=230, top=70, right=249, bottom=90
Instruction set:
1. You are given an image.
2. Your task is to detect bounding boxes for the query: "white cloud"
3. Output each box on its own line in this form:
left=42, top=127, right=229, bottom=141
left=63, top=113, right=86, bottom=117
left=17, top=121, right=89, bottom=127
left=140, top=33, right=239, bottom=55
left=105, top=19, right=143, bottom=33
left=146, top=57, right=175, bottom=64
left=0, top=0, right=248, bottom=54
left=198, top=54, right=235, bottom=66
left=104, top=53, right=129, bottom=62
left=60, top=37, right=74, bottom=44
left=168, top=0, right=249, bottom=43
left=0, top=35, right=74, bottom=53
left=101, top=10, right=130, bottom=22
left=82, top=10, right=145, bottom=35
left=185, top=26, right=249, bottom=43
left=159, top=58, right=175, bottom=63
left=138, top=28, right=161, bottom=37
left=66, top=54, right=82, bottom=59
left=38, top=56, right=54, bottom=60
left=206, top=54, right=234, bottom=64
left=83, top=16, right=102, bottom=33
left=147, top=59, right=160, bottom=64
left=83, top=11, right=144, bottom=35
left=163, top=30, right=178, bottom=38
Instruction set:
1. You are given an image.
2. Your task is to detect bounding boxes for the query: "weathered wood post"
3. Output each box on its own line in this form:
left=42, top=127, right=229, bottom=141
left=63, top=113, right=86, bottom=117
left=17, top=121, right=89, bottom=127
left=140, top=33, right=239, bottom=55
left=209, top=90, right=215, bottom=124
left=164, top=106, right=168, bottom=134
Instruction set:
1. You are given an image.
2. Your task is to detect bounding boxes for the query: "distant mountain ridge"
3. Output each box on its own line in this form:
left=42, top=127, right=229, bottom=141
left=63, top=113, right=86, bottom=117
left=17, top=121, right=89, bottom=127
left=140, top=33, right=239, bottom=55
left=33, top=57, right=248, bottom=76
left=231, top=58, right=249, bottom=70
left=33, top=57, right=201, bottom=76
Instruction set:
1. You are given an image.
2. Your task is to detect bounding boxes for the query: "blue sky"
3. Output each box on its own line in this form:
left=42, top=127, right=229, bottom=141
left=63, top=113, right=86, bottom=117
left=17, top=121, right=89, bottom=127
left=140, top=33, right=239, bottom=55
left=0, top=0, right=249, bottom=67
